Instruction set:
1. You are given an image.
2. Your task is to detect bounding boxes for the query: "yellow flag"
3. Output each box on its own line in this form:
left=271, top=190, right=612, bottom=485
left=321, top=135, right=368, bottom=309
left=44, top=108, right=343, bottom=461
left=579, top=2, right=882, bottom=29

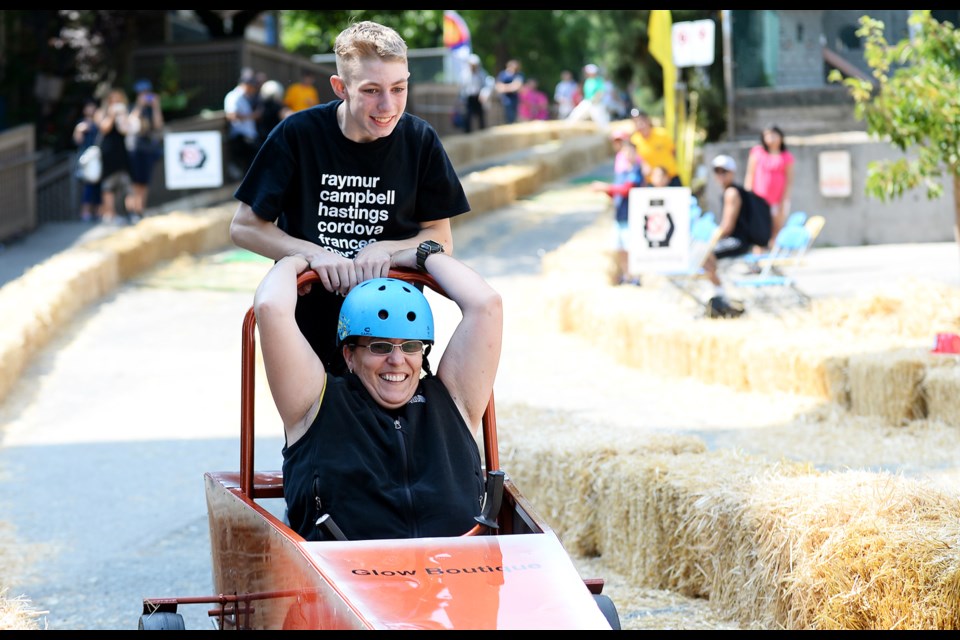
left=648, top=10, right=676, bottom=140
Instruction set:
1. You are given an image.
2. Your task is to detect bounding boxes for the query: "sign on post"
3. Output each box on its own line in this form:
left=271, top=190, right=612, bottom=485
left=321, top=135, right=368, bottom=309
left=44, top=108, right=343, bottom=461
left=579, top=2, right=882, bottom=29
left=163, top=131, right=224, bottom=190
left=672, top=19, right=716, bottom=68
left=627, top=186, right=692, bottom=275
left=818, top=150, right=852, bottom=197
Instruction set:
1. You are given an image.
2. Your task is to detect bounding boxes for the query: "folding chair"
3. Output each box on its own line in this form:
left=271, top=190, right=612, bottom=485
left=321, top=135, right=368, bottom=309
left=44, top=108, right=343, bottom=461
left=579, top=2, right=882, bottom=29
left=784, top=211, right=807, bottom=228
left=802, top=215, right=825, bottom=253
left=732, top=223, right=812, bottom=308
left=737, top=212, right=822, bottom=274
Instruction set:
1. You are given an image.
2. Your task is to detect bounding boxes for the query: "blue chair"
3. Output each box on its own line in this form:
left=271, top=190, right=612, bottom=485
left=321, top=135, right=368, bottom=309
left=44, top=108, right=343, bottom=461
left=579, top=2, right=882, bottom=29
left=690, top=212, right=717, bottom=241
left=785, top=211, right=807, bottom=227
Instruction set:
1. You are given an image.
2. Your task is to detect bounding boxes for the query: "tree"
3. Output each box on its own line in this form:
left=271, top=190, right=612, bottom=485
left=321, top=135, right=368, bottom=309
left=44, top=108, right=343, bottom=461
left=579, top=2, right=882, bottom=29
left=829, top=10, right=960, bottom=267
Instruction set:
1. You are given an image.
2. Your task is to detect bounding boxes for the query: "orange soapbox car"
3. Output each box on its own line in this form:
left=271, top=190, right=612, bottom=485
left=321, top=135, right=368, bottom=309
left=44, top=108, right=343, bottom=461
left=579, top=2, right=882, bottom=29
left=139, top=268, right=621, bottom=630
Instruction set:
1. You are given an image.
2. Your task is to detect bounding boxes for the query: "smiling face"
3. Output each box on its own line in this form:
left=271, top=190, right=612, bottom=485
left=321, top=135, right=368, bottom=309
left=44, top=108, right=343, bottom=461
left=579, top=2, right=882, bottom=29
left=345, top=338, right=423, bottom=410
left=332, top=57, right=409, bottom=143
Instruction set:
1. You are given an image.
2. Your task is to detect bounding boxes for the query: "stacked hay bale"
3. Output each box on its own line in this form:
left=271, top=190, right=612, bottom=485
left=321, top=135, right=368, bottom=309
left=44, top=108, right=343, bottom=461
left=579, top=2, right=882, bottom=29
left=923, top=362, right=960, bottom=424
left=499, top=415, right=960, bottom=629
left=544, top=222, right=960, bottom=428
left=0, top=206, right=233, bottom=406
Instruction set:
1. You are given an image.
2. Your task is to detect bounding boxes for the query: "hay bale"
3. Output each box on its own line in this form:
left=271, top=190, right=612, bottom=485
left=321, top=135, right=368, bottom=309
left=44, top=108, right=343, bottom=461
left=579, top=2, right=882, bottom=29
left=587, top=449, right=960, bottom=629
left=848, top=348, right=940, bottom=424
left=190, top=207, right=234, bottom=254
left=921, top=361, right=960, bottom=425
left=757, top=471, right=960, bottom=630
left=807, top=280, right=960, bottom=341
left=740, top=330, right=851, bottom=401
left=496, top=403, right=707, bottom=557
left=590, top=450, right=812, bottom=607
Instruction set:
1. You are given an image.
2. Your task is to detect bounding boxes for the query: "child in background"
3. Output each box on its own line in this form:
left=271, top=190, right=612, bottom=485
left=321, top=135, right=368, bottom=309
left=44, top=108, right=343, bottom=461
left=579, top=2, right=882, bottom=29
left=590, top=130, right=645, bottom=285
left=72, top=97, right=102, bottom=222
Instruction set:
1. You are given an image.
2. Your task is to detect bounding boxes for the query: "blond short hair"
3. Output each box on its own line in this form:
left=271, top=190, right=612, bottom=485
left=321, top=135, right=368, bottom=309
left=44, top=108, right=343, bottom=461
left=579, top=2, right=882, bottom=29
left=334, top=20, right=407, bottom=78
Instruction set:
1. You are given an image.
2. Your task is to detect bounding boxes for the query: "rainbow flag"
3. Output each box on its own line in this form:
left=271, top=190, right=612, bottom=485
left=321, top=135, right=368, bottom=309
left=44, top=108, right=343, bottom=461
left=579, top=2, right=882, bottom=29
left=443, top=10, right=471, bottom=52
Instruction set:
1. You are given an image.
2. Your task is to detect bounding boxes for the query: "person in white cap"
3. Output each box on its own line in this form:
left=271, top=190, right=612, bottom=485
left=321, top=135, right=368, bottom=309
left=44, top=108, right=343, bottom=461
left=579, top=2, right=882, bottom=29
left=565, top=63, right=609, bottom=128
left=703, top=154, right=773, bottom=318
left=459, top=53, right=490, bottom=133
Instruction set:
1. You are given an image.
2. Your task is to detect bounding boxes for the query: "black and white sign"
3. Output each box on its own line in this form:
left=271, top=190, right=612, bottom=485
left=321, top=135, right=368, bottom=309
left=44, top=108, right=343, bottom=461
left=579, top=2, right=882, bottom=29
left=627, top=186, right=692, bottom=274
left=164, top=131, right=224, bottom=190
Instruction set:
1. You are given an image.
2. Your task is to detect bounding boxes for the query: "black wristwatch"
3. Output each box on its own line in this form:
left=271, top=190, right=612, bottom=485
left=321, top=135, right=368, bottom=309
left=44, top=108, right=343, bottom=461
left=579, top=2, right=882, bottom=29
left=416, top=240, right=444, bottom=272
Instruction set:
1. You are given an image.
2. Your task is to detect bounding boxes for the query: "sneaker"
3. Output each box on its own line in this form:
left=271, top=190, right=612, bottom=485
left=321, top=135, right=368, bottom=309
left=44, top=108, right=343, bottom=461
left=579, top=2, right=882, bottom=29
left=617, top=275, right=642, bottom=287
left=705, top=295, right=744, bottom=319
left=128, top=213, right=143, bottom=225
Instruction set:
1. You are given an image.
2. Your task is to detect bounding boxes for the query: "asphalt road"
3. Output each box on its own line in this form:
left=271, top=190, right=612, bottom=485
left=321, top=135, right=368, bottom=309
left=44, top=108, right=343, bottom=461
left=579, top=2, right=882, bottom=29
left=1, top=169, right=959, bottom=630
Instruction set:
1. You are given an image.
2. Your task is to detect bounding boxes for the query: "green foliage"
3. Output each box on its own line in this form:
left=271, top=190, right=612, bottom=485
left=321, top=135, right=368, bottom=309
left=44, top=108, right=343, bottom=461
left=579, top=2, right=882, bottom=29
left=830, top=10, right=960, bottom=202
left=280, top=10, right=443, bottom=55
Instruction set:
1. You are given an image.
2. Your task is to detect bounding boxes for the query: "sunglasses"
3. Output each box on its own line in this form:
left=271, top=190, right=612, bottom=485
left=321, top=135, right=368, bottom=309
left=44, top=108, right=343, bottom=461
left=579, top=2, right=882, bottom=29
left=713, top=167, right=729, bottom=174
left=355, top=340, right=425, bottom=356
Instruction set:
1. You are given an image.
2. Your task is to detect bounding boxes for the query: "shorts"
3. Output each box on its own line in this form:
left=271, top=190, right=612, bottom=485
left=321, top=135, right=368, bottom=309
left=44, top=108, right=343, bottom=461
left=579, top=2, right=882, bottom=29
left=81, top=181, right=102, bottom=205
left=714, top=235, right=752, bottom=259
left=101, top=171, right=131, bottom=194
left=613, top=220, right=630, bottom=251
left=130, top=147, right=160, bottom=185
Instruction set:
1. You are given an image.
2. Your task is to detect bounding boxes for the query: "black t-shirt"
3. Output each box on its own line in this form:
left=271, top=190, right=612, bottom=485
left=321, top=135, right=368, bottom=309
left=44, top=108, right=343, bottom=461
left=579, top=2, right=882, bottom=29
left=234, top=101, right=470, bottom=371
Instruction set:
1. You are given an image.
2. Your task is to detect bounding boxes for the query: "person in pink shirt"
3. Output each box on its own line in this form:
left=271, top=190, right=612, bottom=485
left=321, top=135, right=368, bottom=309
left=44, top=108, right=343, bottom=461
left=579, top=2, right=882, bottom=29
left=518, top=78, right=549, bottom=122
left=744, top=124, right=794, bottom=249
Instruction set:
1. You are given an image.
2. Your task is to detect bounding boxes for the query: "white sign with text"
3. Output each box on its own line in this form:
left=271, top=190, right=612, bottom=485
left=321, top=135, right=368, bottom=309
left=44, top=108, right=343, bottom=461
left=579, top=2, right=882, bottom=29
left=627, top=186, right=692, bottom=275
left=673, top=19, right=716, bottom=68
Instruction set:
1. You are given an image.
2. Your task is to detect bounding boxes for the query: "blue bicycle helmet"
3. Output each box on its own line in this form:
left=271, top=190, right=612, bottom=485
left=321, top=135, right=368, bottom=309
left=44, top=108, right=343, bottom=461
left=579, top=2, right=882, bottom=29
left=337, top=278, right=434, bottom=345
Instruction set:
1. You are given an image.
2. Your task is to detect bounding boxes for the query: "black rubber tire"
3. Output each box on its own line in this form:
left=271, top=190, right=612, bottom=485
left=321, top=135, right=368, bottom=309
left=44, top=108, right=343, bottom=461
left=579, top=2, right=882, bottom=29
left=138, top=611, right=186, bottom=630
left=594, top=593, right=622, bottom=630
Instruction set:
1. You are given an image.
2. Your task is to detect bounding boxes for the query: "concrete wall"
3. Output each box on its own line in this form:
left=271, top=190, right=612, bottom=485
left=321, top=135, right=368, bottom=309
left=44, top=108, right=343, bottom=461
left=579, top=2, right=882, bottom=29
left=703, top=131, right=956, bottom=247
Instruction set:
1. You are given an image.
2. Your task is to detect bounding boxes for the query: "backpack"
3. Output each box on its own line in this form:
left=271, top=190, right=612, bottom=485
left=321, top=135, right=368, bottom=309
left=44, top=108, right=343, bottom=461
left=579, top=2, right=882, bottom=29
left=735, top=185, right=772, bottom=247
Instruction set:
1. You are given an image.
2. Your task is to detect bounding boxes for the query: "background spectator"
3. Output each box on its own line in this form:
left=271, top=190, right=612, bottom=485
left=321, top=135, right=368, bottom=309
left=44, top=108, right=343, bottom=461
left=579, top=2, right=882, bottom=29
left=283, top=69, right=320, bottom=114
left=553, top=69, right=580, bottom=120
left=257, top=78, right=286, bottom=142
left=126, top=79, right=165, bottom=223
left=72, top=97, right=102, bottom=222
left=494, top=59, right=524, bottom=125
left=744, top=124, right=795, bottom=250
left=630, top=108, right=681, bottom=187
left=224, top=70, right=261, bottom=181
left=459, top=53, right=490, bottom=133
left=94, top=88, right=133, bottom=225
left=518, top=78, right=549, bottom=122
left=590, top=130, right=645, bottom=286
left=566, top=63, right=610, bottom=128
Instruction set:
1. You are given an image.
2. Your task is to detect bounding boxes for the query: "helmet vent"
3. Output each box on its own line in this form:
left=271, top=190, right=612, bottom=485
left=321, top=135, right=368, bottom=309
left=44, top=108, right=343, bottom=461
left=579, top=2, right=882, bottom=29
left=378, top=309, right=389, bottom=320
left=407, top=311, right=416, bottom=322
